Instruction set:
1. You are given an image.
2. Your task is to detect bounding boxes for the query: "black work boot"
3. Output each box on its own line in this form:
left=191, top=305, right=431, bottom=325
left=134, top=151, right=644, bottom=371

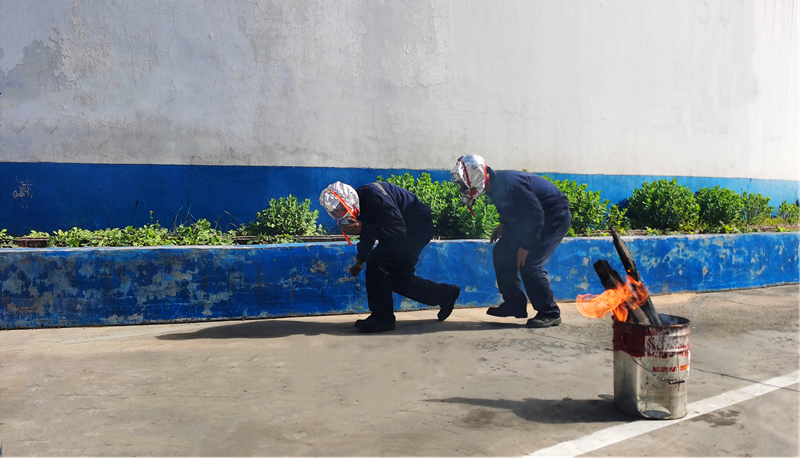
left=525, top=315, right=561, bottom=328
left=438, top=285, right=461, bottom=322
left=486, top=302, right=528, bottom=319
left=354, top=316, right=396, bottom=333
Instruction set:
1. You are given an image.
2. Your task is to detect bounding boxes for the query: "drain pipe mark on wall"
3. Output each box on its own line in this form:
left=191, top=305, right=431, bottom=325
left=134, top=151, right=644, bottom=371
left=527, top=371, right=800, bottom=457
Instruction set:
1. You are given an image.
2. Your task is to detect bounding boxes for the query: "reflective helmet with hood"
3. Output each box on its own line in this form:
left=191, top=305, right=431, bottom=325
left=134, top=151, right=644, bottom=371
left=319, top=181, right=360, bottom=223
left=450, top=154, right=488, bottom=214
left=319, top=181, right=361, bottom=245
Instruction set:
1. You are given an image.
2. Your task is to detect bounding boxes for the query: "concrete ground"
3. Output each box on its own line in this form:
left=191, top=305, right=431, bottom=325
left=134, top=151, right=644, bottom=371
left=1, top=285, right=798, bottom=457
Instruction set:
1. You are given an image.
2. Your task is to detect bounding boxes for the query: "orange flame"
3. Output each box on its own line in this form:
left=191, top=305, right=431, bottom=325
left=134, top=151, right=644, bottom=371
left=575, top=275, right=650, bottom=322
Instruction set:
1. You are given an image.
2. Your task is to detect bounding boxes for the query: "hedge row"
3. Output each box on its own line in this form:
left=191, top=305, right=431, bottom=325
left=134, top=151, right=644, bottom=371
left=0, top=196, right=324, bottom=248
left=382, top=173, right=799, bottom=238
left=1, top=175, right=798, bottom=248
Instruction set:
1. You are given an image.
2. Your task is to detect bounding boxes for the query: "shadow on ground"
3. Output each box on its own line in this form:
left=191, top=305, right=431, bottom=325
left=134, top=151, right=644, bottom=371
left=157, top=317, right=523, bottom=340
left=431, top=395, right=630, bottom=424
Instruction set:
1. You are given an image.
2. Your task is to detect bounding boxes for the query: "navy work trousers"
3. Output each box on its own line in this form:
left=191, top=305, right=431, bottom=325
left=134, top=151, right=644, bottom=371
left=365, top=214, right=451, bottom=325
left=493, top=207, right=572, bottom=318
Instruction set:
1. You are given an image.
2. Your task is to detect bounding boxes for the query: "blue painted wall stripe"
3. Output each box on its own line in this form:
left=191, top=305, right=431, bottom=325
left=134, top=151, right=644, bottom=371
left=1, top=232, right=797, bottom=329
left=1, top=162, right=798, bottom=235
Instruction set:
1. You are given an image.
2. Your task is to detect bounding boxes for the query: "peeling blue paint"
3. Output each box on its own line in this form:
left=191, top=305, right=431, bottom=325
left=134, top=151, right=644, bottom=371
left=1, top=233, right=798, bottom=329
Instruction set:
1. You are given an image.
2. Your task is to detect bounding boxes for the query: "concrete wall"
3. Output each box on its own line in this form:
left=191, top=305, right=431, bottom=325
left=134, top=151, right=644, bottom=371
left=1, top=232, right=798, bottom=329
left=1, top=0, right=798, bottom=234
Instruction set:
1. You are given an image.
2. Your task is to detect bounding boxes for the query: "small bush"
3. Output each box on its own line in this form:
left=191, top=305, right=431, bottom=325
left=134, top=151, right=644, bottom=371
left=0, top=229, right=14, bottom=248
left=378, top=173, right=499, bottom=239
left=437, top=185, right=499, bottom=239
left=604, top=204, right=631, bottom=232
left=49, top=220, right=235, bottom=247
left=776, top=200, right=800, bottom=224
left=170, top=219, right=235, bottom=246
left=627, top=179, right=699, bottom=231
left=242, top=195, right=323, bottom=237
left=543, top=177, right=605, bottom=235
left=50, top=227, right=97, bottom=247
left=740, top=192, right=774, bottom=226
left=695, top=186, right=744, bottom=228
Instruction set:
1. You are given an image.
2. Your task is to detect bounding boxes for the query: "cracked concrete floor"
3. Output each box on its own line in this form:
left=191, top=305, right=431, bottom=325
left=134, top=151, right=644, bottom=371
left=1, top=285, right=798, bottom=456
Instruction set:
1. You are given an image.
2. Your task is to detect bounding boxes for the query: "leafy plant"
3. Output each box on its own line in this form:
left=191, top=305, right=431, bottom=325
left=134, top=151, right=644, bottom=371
left=604, top=204, right=630, bottom=232
left=542, top=176, right=630, bottom=234
left=542, top=177, right=606, bottom=235
left=695, top=186, right=744, bottom=229
left=51, top=228, right=95, bottom=247
left=643, top=227, right=660, bottom=236
left=171, top=219, right=235, bottom=246
left=0, top=229, right=14, bottom=248
left=378, top=172, right=499, bottom=239
left=740, top=192, right=774, bottom=226
left=627, top=179, right=699, bottom=231
left=776, top=200, right=800, bottom=224
left=48, top=217, right=235, bottom=248
left=242, top=195, right=323, bottom=237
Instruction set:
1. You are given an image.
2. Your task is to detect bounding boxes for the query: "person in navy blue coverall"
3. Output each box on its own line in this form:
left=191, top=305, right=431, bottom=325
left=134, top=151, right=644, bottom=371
left=340, top=181, right=461, bottom=333
left=485, top=167, right=571, bottom=327
left=451, top=155, right=571, bottom=328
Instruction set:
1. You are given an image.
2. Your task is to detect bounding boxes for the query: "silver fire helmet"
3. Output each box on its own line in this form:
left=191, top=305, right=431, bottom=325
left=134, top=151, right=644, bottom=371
left=319, top=181, right=360, bottom=222
left=450, top=154, right=487, bottom=208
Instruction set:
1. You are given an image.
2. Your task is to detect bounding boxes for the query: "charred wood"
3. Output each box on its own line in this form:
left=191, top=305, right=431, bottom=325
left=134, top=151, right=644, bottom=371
left=592, top=260, right=650, bottom=325
left=609, top=228, right=662, bottom=326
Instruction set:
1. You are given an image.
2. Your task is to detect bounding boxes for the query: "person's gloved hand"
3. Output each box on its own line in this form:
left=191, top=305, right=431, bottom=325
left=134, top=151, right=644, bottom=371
left=350, top=259, right=365, bottom=277
left=490, top=223, right=506, bottom=243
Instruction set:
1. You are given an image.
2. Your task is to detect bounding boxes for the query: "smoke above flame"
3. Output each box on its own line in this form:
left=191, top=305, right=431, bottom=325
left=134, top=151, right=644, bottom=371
left=576, top=275, right=650, bottom=322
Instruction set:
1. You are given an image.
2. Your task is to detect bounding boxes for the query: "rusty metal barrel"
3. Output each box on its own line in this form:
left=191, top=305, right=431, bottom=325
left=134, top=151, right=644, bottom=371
left=612, top=314, right=691, bottom=419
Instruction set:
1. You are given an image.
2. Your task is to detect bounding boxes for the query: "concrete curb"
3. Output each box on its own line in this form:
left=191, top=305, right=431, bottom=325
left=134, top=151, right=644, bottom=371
left=1, top=232, right=798, bottom=329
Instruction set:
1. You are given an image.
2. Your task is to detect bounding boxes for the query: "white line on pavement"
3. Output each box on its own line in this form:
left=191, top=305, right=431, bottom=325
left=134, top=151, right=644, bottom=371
left=527, top=371, right=800, bottom=457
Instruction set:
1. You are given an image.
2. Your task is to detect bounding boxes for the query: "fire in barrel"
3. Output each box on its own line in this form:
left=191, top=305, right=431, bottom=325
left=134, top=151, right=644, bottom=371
left=576, top=228, right=691, bottom=420
left=576, top=267, right=652, bottom=324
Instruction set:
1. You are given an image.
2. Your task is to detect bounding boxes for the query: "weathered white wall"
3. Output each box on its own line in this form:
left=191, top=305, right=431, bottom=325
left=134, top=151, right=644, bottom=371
left=1, top=0, right=797, bottom=180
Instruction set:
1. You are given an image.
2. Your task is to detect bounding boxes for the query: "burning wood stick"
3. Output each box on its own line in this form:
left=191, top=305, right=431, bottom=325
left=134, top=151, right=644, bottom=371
left=609, top=228, right=662, bottom=326
left=593, top=260, right=650, bottom=325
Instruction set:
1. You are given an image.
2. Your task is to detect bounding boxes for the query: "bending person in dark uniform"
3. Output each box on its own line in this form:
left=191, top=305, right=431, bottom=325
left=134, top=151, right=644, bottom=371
left=320, top=181, right=461, bottom=333
left=451, top=155, right=571, bottom=328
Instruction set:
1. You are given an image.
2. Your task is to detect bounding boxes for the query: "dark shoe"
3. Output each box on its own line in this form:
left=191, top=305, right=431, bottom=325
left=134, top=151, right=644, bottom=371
left=354, top=318, right=396, bottom=333
left=438, top=285, right=461, bottom=322
left=525, top=316, right=561, bottom=328
left=486, top=303, right=528, bottom=319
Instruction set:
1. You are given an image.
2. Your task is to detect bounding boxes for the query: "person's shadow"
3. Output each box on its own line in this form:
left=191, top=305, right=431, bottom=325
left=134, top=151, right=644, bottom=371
left=429, top=394, right=628, bottom=424
left=156, top=316, right=522, bottom=340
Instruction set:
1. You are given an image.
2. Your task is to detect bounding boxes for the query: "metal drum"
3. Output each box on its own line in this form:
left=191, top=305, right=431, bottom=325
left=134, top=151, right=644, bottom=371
left=612, top=314, right=691, bottom=419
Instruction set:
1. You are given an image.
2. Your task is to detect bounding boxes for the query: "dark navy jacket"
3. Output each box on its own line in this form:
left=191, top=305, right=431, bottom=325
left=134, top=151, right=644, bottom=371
left=485, top=170, right=569, bottom=250
left=355, top=182, right=431, bottom=262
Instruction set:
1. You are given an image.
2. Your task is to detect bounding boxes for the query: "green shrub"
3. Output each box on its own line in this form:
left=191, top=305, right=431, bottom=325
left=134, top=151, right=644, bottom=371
left=50, top=227, right=98, bottom=247
left=776, top=200, right=800, bottom=224
left=695, top=186, right=744, bottom=229
left=170, top=219, right=235, bottom=246
left=604, top=204, right=631, bottom=232
left=242, top=195, right=323, bottom=237
left=0, top=229, right=14, bottom=248
left=378, top=173, right=499, bottom=238
left=627, top=179, right=699, bottom=231
left=542, top=177, right=605, bottom=235
left=47, top=216, right=235, bottom=247
left=543, top=177, right=630, bottom=234
left=436, top=184, right=499, bottom=239
left=740, top=192, right=774, bottom=226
